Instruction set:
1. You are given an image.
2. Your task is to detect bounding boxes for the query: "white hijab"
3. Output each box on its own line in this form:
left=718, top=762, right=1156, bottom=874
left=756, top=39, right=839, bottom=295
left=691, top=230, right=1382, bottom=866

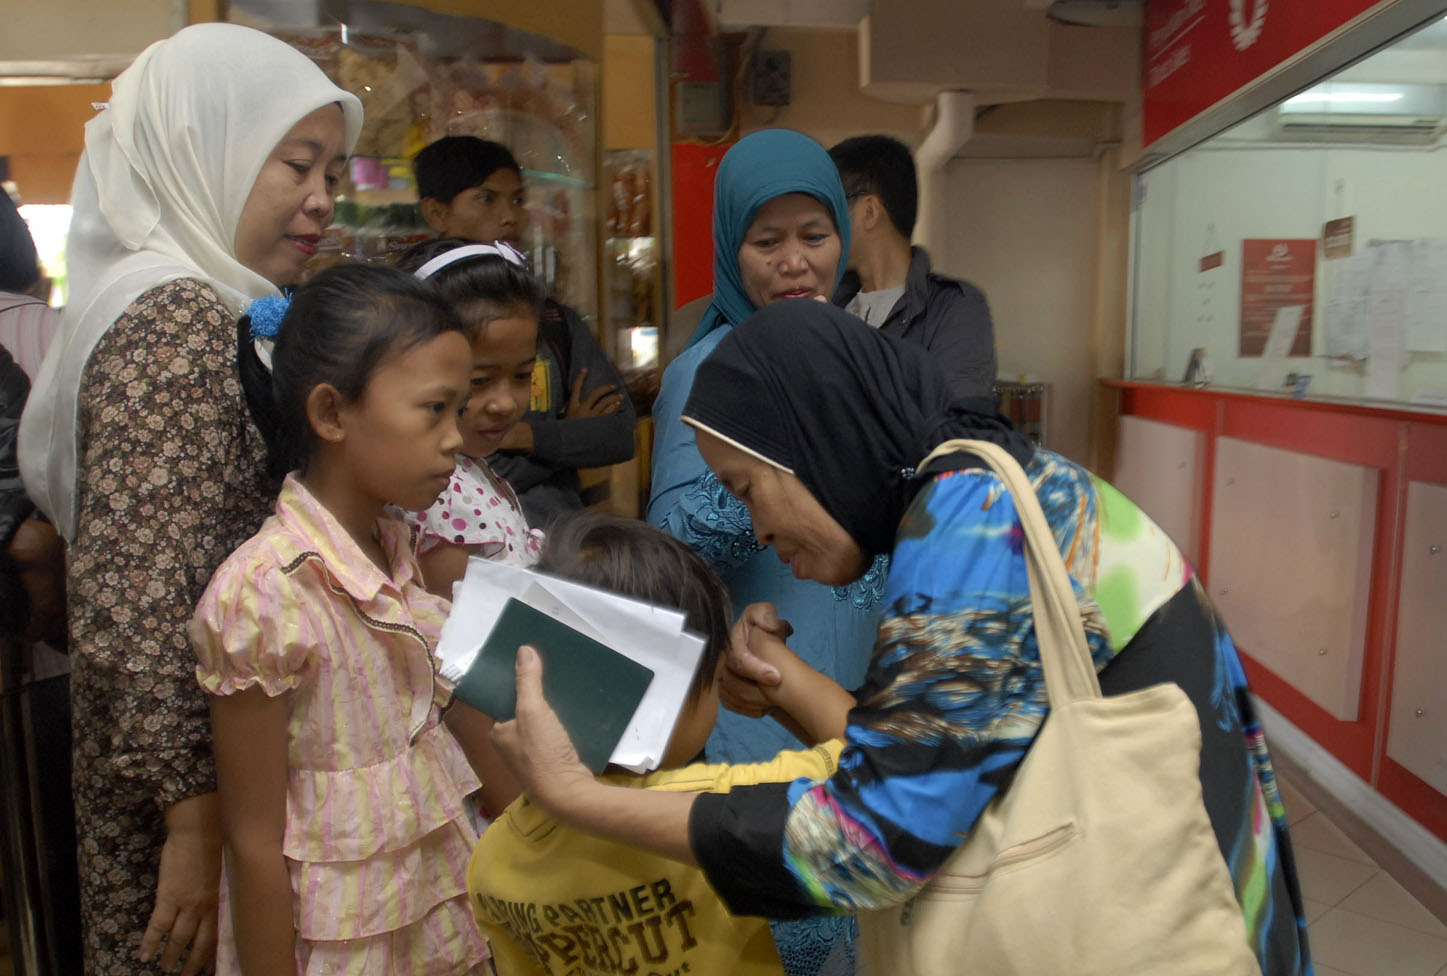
left=18, top=23, right=362, bottom=540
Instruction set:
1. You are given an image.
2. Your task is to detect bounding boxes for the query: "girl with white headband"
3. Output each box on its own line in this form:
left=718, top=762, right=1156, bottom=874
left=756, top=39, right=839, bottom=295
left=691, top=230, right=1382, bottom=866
left=192, top=263, right=493, bottom=974
left=383, top=237, right=550, bottom=826
left=236, top=239, right=546, bottom=827
left=394, top=238, right=546, bottom=593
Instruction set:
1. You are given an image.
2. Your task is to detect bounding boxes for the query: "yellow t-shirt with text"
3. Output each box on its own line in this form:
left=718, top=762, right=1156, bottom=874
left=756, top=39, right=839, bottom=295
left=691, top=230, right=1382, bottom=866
left=468, top=741, right=844, bottom=976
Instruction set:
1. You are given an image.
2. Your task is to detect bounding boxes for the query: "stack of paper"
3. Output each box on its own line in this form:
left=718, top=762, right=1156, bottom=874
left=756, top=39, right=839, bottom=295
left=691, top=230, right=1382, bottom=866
left=435, top=556, right=708, bottom=774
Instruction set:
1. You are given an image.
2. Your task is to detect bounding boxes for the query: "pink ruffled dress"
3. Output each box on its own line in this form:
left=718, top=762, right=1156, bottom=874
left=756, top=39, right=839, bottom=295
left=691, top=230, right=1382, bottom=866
left=192, top=474, right=489, bottom=975
left=402, top=454, right=543, bottom=567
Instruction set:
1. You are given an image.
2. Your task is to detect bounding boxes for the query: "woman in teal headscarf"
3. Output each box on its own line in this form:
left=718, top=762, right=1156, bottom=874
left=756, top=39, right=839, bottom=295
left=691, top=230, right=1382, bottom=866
left=648, top=128, right=882, bottom=975
left=652, top=128, right=883, bottom=753
left=679, top=129, right=849, bottom=346
left=654, top=121, right=873, bottom=973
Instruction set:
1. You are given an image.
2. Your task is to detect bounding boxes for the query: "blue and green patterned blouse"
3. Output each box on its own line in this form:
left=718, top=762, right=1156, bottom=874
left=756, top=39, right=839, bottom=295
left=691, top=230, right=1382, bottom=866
left=691, top=449, right=1313, bottom=976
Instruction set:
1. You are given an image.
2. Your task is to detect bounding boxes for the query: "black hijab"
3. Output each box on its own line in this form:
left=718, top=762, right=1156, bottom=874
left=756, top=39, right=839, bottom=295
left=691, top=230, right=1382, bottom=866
left=682, top=300, right=1034, bottom=558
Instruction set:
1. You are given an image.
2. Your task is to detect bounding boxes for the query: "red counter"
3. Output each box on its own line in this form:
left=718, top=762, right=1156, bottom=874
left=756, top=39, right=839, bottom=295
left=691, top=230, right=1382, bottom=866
left=1105, top=379, right=1447, bottom=842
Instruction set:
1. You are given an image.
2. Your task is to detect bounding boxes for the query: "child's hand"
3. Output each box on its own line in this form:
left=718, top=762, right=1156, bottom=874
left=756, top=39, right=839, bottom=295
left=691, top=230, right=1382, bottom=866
left=565, top=368, right=625, bottom=419
left=491, top=646, right=595, bottom=818
left=720, top=602, right=792, bottom=717
left=724, top=603, right=853, bottom=745
left=738, top=601, right=794, bottom=646
left=722, top=631, right=807, bottom=719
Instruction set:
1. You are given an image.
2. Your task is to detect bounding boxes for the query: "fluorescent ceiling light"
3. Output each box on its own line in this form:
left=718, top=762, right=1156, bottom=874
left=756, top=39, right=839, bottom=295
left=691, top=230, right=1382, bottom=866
left=1285, top=91, right=1404, bottom=105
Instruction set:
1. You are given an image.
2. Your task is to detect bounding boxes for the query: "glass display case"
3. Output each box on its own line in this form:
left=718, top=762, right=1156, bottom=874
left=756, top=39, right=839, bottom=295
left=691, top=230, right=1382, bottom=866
left=230, top=0, right=599, bottom=320
left=603, top=148, right=660, bottom=370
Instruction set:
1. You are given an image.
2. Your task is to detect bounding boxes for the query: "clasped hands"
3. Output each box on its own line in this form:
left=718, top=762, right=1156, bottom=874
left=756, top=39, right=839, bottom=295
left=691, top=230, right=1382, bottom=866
left=720, top=602, right=853, bottom=746
left=718, top=602, right=801, bottom=720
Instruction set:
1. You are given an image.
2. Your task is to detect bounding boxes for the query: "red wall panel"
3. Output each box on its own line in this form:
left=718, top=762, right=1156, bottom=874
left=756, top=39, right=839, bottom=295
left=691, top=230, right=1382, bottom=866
left=669, top=141, right=731, bottom=309
left=1107, top=380, right=1447, bottom=839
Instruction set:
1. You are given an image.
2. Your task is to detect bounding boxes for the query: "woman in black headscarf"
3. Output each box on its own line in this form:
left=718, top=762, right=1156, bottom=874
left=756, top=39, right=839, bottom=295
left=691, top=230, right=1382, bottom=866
left=491, top=300, right=1311, bottom=976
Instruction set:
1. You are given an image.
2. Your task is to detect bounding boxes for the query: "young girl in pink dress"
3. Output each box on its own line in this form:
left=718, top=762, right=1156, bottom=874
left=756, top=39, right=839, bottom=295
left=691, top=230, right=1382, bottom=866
left=191, top=265, right=491, bottom=974
left=395, top=239, right=547, bottom=599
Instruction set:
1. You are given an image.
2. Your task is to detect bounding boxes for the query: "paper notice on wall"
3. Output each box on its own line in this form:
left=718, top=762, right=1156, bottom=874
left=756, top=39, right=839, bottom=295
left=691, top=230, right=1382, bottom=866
left=1406, top=239, right=1447, bottom=353
left=1322, top=217, right=1355, bottom=260
left=1325, top=252, right=1370, bottom=360
left=1366, top=243, right=1410, bottom=400
left=1255, top=305, right=1305, bottom=390
left=1240, top=240, right=1316, bottom=357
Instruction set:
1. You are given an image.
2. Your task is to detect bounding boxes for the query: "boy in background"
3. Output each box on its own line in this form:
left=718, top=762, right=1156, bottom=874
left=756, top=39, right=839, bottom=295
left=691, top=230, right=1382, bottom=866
left=413, top=137, right=636, bottom=528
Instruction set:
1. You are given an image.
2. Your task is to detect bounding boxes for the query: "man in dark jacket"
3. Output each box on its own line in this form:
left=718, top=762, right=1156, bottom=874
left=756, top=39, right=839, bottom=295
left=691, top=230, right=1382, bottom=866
left=829, top=134, right=997, bottom=398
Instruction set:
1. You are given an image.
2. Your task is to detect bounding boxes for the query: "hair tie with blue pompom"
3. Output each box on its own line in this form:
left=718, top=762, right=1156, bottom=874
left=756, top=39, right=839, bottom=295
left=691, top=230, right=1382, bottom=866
left=247, top=294, right=291, bottom=341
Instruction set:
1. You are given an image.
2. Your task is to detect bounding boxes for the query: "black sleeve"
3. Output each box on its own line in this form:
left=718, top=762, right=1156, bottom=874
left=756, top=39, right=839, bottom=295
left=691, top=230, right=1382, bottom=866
left=921, top=282, right=998, bottom=400
left=689, top=784, right=821, bottom=921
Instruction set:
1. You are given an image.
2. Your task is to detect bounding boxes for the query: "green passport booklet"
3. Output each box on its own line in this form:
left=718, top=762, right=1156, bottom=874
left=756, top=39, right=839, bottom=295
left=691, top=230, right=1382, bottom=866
left=450, top=597, right=655, bottom=773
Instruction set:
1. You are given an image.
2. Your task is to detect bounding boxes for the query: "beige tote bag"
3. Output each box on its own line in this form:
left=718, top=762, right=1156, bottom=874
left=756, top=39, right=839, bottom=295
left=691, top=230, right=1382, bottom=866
left=856, top=440, right=1262, bottom=976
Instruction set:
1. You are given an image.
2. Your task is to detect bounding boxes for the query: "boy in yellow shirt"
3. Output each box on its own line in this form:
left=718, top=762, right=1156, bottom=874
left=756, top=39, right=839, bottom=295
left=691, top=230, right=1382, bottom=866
left=466, top=513, right=842, bottom=976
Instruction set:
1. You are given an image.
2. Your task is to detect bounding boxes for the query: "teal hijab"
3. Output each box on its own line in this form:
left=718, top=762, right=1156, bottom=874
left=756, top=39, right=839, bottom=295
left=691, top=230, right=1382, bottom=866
left=683, top=129, right=852, bottom=349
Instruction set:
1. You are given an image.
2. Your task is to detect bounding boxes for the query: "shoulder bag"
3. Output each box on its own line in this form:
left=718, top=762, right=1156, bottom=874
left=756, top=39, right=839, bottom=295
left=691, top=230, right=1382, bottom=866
left=856, top=439, right=1262, bottom=976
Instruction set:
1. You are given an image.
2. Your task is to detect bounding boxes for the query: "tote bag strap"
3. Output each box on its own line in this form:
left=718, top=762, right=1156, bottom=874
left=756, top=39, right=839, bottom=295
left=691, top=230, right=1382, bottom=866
left=916, top=439, right=1102, bottom=707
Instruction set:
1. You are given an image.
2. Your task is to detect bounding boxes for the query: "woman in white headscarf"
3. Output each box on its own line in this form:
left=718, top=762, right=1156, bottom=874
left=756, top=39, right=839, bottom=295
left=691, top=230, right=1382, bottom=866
left=18, top=24, right=360, bottom=976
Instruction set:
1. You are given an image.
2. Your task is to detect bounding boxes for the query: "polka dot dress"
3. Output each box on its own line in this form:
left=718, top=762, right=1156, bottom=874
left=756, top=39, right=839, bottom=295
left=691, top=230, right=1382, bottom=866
left=401, top=455, right=543, bottom=567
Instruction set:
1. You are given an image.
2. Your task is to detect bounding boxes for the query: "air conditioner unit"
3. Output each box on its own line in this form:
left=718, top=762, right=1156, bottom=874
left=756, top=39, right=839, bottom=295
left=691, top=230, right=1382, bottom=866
left=1273, top=82, right=1447, bottom=145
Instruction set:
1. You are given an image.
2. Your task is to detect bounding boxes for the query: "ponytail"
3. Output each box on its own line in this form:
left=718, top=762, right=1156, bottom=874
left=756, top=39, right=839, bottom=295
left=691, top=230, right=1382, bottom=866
left=236, top=309, right=291, bottom=484
left=259, top=264, right=464, bottom=477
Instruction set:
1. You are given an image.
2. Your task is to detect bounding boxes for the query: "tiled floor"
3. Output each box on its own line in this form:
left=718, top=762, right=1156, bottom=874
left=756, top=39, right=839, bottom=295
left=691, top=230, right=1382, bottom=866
left=1279, top=774, right=1447, bottom=976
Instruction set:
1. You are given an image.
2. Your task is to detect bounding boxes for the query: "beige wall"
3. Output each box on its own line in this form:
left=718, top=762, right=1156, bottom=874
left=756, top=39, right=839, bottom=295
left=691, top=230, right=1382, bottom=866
left=390, top=0, right=604, bottom=60
left=861, top=0, right=1050, bottom=103
left=1090, top=146, right=1132, bottom=476
left=736, top=28, right=926, bottom=147
left=860, top=1, right=1137, bottom=106
left=603, top=33, right=657, bottom=151
left=1, top=0, right=182, bottom=61
left=941, top=156, right=1107, bottom=466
